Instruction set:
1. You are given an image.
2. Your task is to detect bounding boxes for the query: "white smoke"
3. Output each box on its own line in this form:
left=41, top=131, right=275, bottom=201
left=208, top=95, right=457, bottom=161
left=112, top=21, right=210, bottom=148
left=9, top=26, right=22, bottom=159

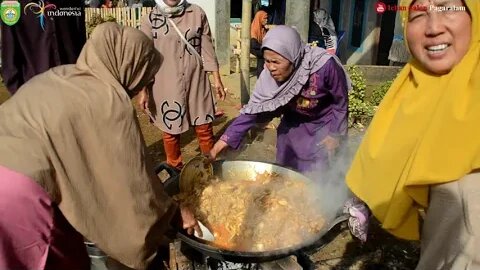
left=304, top=133, right=365, bottom=224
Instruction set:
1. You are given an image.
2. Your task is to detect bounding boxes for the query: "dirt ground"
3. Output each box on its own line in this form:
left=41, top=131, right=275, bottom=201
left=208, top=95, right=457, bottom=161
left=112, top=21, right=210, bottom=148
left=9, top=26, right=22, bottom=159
left=0, top=73, right=420, bottom=269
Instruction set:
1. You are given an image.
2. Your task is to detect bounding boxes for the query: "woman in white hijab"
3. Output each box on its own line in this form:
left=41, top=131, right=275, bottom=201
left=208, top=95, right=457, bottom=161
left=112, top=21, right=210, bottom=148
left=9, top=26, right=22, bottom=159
left=141, top=0, right=226, bottom=172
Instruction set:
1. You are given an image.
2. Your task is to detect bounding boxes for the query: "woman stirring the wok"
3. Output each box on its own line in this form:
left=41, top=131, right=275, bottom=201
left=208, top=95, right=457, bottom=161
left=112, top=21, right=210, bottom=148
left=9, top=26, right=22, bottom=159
left=347, top=0, right=480, bottom=268
left=209, top=25, right=350, bottom=173
left=208, top=26, right=370, bottom=242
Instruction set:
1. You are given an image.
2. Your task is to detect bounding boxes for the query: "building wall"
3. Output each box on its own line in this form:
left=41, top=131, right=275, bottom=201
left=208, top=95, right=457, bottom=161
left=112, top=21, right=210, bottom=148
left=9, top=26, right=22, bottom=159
left=316, top=0, right=381, bottom=65
left=332, top=0, right=380, bottom=65
left=222, top=0, right=399, bottom=67
left=188, top=0, right=217, bottom=38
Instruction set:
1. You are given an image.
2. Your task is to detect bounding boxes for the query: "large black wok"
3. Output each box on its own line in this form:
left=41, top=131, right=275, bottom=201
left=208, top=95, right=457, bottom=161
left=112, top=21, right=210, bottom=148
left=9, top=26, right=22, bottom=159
left=156, top=160, right=348, bottom=263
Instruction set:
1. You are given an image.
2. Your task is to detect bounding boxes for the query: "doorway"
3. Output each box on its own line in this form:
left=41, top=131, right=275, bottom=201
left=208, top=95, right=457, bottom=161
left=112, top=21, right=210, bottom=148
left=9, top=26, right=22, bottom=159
left=376, top=0, right=397, bottom=65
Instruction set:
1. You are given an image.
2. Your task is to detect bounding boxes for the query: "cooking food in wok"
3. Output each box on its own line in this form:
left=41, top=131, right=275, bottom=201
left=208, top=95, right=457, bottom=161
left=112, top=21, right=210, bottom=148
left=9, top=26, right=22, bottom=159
left=175, top=164, right=326, bottom=252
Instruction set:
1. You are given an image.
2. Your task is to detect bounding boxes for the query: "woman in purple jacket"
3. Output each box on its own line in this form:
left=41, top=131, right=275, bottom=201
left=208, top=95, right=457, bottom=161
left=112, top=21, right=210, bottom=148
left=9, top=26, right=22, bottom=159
left=209, top=25, right=351, bottom=174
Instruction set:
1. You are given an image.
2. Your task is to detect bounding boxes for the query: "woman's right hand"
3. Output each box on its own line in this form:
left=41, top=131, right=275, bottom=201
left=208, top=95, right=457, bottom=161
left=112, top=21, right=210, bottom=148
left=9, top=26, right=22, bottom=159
left=207, top=140, right=228, bottom=161
left=179, top=204, right=202, bottom=236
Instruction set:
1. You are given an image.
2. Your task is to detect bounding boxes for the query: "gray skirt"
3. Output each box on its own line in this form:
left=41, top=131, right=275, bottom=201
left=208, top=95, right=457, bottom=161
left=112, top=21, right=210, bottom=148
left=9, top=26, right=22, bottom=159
left=416, top=171, right=480, bottom=270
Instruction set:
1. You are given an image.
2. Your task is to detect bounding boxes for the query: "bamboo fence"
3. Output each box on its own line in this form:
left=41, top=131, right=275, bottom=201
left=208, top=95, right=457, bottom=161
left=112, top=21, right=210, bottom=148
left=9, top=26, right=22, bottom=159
left=85, top=7, right=153, bottom=30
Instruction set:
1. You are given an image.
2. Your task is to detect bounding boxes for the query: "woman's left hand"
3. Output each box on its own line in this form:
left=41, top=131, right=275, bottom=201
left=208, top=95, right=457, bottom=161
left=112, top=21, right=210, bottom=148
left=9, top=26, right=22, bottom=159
left=344, top=197, right=369, bottom=242
left=319, top=135, right=340, bottom=159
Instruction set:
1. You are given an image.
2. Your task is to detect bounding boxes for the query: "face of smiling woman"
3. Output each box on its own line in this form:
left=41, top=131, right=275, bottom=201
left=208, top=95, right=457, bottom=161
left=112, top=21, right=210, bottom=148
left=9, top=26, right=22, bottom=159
left=406, top=0, right=472, bottom=75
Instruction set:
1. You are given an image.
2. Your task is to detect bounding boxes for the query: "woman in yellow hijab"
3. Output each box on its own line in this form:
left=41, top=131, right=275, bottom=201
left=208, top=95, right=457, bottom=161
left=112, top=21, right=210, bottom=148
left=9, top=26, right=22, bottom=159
left=347, top=0, right=480, bottom=268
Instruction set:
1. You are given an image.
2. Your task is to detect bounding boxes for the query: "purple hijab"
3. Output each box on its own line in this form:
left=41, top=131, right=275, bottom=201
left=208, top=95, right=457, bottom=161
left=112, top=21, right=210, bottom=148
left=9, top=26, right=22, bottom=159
left=241, top=25, right=351, bottom=114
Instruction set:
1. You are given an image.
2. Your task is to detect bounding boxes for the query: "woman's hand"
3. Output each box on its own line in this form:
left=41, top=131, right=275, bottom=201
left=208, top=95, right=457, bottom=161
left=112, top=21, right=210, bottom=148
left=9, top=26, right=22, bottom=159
left=344, top=197, right=369, bottom=242
left=319, top=135, right=340, bottom=160
left=207, top=140, right=228, bottom=161
left=137, top=88, right=149, bottom=112
left=212, top=71, right=226, bottom=101
left=179, top=204, right=202, bottom=236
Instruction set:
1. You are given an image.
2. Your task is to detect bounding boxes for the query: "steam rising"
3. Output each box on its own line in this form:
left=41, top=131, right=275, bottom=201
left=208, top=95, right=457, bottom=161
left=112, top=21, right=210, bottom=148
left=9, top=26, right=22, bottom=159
left=231, top=130, right=365, bottom=226
left=305, top=133, right=364, bottom=224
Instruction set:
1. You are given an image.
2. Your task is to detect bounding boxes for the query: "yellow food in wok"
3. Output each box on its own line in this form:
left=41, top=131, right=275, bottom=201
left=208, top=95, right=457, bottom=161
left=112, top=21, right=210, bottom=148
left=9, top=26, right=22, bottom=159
left=177, top=172, right=325, bottom=252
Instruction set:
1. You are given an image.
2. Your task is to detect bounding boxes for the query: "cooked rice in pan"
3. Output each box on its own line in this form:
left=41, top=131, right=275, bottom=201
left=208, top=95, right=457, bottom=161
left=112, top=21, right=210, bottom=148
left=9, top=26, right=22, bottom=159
left=175, top=172, right=325, bottom=252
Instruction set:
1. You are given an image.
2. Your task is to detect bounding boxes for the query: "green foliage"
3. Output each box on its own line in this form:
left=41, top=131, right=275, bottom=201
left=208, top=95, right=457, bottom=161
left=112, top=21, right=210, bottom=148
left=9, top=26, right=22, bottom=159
left=104, top=15, right=117, bottom=23
left=309, top=41, right=320, bottom=47
left=86, top=14, right=118, bottom=37
left=370, top=80, right=393, bottom=106
left=347, top=65, right=374, bottom=129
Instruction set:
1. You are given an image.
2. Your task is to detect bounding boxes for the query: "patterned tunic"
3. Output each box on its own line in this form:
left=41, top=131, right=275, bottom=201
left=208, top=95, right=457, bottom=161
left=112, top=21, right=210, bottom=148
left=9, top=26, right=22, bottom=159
left=141, top=4, right=219, bottom=134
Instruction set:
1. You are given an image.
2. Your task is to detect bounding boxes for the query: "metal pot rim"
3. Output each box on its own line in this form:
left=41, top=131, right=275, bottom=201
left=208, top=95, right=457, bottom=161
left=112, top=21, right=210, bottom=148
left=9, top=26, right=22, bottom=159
left=175, top=160, right=348, bottom=261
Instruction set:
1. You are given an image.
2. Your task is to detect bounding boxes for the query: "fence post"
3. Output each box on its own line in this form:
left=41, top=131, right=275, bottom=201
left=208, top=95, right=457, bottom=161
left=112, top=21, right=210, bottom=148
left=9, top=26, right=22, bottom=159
left=215, top=0, right=231, bottom=76
left=236, top=26, right=241, bottom=73
left=240, top=0, right=252, bottom=105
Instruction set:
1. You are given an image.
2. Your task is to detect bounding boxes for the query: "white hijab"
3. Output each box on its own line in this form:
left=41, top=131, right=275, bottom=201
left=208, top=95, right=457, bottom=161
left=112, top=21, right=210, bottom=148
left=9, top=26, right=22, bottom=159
left=154, top=0, right=186, bottom=16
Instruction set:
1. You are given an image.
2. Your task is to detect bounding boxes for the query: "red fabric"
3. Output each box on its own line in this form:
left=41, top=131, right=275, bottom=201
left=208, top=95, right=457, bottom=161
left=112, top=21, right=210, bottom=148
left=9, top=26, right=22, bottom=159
left=194, top=123, right=214, bottom=154
left=0, top=165, right=89, bottom=270
left=163, top=123, right=214, bottom=169
left=163, top=132, right=183, bottom=169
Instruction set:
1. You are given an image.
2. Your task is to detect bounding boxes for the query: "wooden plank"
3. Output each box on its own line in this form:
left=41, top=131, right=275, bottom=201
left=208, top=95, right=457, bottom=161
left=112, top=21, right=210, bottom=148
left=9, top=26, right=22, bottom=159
left=169, top=242, right=177, bottom=270
left=169, top=240, right=194, bottom=270
left=122, top=7, right=126, bottom=26
left=259, top=256, right=303, bottom=270
left=128, top=8, right=133, bottom=27
left=124, top=8, right=130, bottom=27
left=235, top=26, right=241, bottom=73
left=132, top=8, right=137, bottom=29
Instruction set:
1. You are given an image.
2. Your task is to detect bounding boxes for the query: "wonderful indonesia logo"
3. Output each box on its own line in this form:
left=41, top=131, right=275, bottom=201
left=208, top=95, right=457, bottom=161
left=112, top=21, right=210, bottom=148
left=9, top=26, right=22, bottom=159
left=24, top=0, right=82, bottom=30
left=0, top=0, right=81, bottom=29
left=24, top=0, right=57, bottom=30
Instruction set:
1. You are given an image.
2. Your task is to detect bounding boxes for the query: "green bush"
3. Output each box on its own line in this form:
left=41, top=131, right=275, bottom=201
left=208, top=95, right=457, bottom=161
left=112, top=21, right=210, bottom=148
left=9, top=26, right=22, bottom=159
left=86, top=14, right=118, bottom=37
left=370, top=80, right=393, bottom=106
left=104, top=15, right=117, bottom=23
left=346, top=65, right=375, bottom=129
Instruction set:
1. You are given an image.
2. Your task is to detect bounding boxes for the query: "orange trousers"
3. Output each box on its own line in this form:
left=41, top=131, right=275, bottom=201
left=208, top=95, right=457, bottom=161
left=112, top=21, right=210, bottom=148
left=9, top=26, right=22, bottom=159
left=162, top=123, right=214, bottom=170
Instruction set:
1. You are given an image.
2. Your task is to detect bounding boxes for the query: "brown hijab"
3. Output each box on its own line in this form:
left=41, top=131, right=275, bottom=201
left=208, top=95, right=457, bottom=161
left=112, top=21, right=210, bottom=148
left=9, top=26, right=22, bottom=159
left=0, top=23, right=174, bottom=269
left=251, top=10, right=268, bottom=42
left=76, top=22, right=161, bottom=96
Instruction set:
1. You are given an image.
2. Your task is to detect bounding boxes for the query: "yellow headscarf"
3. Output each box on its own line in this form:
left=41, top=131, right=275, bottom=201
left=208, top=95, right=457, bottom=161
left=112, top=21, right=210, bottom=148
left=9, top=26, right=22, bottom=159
left=346, top=0, right=480, bottom=240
